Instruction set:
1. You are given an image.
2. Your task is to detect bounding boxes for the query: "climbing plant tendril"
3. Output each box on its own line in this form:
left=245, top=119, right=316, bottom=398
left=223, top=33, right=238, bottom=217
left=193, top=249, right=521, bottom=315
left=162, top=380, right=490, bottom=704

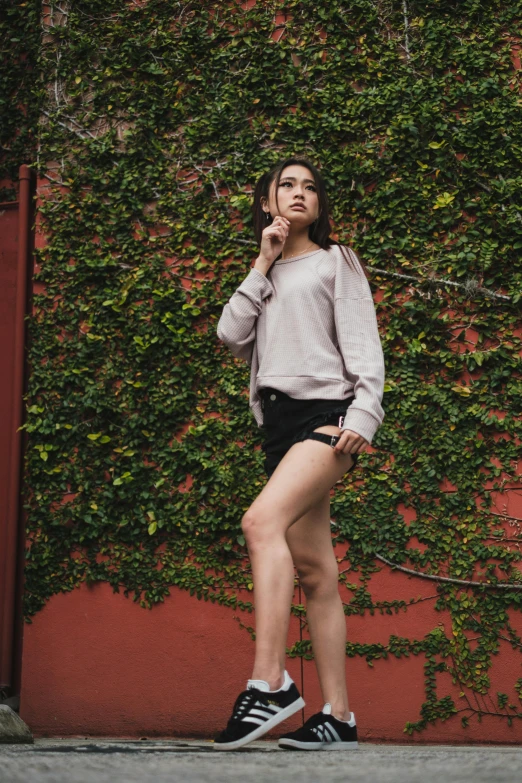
left=3, top=0, right=522, bottom=735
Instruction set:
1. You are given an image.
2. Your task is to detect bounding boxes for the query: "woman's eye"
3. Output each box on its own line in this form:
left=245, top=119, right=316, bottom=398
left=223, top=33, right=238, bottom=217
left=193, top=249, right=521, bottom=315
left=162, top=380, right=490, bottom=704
left=279, top=182, right=316, bottom=190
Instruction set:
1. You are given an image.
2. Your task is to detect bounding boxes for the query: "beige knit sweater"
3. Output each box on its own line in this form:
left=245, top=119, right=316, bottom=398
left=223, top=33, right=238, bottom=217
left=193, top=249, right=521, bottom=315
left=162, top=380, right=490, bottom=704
left=216, top=244, right=385, bottom=444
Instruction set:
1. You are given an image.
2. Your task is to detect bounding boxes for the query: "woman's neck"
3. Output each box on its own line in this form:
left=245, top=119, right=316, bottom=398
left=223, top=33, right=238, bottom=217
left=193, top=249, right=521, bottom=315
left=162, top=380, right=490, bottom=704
left=281, top=230, right=319, bottom=260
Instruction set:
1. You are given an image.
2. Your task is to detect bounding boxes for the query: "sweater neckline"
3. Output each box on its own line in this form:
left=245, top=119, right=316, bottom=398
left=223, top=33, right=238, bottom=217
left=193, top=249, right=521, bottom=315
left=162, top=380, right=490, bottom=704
left=274, top=247, right=324, bottom=265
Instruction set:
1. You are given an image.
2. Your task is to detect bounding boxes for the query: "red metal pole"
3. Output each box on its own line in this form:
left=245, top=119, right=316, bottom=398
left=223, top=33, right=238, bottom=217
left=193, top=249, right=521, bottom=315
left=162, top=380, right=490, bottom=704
left=0, top=165, right=33, bottom=691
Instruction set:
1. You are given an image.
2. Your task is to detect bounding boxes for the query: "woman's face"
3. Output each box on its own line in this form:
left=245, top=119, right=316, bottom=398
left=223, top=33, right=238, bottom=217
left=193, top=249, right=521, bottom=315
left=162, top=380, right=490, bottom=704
left=263, top=164, right=319, bottom=226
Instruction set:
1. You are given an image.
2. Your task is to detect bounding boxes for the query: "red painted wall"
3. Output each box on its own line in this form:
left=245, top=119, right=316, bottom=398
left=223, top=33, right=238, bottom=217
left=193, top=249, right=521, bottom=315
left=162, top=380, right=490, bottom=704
left=19, top=566, right=522, bottom=743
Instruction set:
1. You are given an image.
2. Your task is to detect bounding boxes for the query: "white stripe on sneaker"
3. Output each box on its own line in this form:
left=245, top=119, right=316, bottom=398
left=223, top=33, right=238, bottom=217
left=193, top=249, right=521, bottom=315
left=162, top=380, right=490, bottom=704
left=255, top=702, right=279, bottom=712
left=242, top=716, right=265, bottom=726
left=249, top=706, right=280, bottom=719
left=323, top=725, right=335, bottom=742
left=325, top=724, right=342, bottom=742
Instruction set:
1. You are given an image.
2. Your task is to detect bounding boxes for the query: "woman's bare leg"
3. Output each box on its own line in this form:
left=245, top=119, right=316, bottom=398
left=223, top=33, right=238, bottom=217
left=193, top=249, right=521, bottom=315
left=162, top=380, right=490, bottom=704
left=242, top=424, right=355, bottom=696
left=285, top=489, right=351, bottom=720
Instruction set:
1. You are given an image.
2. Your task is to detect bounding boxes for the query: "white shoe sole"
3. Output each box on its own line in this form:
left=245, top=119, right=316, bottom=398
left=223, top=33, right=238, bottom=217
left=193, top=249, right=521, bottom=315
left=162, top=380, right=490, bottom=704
left=278, top=738, right=359, bottom=750
left=213, top=696, right=305, bottom=751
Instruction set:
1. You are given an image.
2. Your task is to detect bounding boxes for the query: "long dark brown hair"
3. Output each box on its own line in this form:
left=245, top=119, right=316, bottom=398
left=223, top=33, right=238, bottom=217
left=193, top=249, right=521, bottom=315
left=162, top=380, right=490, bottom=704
left=252, top=156, right=370, bottom=280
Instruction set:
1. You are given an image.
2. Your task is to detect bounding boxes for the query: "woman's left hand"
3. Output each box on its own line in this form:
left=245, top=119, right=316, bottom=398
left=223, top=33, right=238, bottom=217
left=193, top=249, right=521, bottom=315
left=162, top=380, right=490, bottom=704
left=333, top=429, right=368, bottom=456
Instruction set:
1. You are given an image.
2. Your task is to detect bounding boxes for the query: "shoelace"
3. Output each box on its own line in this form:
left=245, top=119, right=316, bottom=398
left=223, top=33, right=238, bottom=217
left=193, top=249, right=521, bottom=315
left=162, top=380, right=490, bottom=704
left=228, top=689, right=268, bottom=725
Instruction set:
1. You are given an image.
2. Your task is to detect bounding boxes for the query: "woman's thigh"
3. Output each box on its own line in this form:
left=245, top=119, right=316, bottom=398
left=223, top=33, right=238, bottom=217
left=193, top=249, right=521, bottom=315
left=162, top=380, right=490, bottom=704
left=247, top=425, right=356, bottom=531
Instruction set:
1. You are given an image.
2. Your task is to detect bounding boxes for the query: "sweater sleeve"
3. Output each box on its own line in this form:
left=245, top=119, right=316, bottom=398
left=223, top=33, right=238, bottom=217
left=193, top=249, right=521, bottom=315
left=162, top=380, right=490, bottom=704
left=217, top=267, right=274, bottom=364
left=334, top=247, right=385, bottom=444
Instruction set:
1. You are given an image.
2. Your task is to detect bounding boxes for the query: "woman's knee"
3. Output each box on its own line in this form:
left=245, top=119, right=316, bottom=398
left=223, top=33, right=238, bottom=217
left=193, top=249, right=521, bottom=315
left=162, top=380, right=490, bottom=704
left=241, top=507, right=270, bottom=547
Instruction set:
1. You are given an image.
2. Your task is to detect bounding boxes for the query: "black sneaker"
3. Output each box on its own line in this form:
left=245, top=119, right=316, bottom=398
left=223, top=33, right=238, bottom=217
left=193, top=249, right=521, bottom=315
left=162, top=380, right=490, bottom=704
left=278, top=703, right=358, bottom=750
left=213, top=670, right=305, bottom=751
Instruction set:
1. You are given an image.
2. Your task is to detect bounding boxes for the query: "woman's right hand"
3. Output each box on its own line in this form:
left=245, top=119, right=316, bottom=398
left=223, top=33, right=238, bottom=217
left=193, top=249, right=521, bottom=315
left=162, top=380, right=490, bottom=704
left=254, top=216, right=290, bottom=273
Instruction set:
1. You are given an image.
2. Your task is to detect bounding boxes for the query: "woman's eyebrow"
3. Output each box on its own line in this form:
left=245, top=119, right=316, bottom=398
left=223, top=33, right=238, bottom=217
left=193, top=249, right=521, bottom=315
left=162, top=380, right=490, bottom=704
left=280, top=176, right=316, bottom=185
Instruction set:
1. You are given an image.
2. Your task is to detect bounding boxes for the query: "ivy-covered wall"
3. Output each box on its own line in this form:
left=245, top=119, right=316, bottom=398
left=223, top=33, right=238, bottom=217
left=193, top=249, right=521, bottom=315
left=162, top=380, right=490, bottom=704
left=0, top=0, right=41, bottom=199
left=6, top=0, right=522, bottom=736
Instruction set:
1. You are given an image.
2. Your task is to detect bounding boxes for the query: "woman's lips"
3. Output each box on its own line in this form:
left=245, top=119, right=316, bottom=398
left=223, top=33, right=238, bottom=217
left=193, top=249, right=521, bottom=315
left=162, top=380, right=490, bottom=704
left=290, top=205, right=306, bottom=211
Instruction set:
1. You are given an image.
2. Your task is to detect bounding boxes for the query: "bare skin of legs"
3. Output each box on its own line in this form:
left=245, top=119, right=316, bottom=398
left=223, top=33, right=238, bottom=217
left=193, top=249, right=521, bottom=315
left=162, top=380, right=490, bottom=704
left=241, top=423, right=357, bottom=722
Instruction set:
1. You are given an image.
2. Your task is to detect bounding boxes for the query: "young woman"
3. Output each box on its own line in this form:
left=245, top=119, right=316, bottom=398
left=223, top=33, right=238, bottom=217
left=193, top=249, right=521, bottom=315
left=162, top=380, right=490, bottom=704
left=214, top=157, right=385, bottom=751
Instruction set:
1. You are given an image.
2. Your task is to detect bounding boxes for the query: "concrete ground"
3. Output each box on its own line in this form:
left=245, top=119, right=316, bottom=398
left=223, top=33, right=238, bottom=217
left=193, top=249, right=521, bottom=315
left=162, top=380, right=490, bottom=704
left=1, top=739, right=521, bottom=783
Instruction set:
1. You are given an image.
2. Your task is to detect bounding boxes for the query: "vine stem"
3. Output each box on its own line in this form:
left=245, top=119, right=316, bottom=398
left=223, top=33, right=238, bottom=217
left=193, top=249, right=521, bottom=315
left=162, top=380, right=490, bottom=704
left=367, top=265, right=511, bottom=301
left=182, top=227, right=513, bottom=301
left=298, top=582, right=305, bottom=725
left=402, top=0, right=411, bottom=62
left=226, top=234, right=512, bottom=300
left=373, top=553, right=522, bottom=589
left=455, top=706, right=518, bottom=719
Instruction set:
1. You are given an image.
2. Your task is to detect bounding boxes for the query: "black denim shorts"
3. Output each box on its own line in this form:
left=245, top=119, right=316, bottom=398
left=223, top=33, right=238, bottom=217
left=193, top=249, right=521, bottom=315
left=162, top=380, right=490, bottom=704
left=259, top=387, right=359, bottom=480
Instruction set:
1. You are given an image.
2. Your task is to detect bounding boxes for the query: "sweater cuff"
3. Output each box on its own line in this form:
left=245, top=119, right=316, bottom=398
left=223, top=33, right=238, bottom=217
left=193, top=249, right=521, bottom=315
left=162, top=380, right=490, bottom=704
left=238, top=267, right=274, bottom=299
left=341, top=407, right=381, bottom=445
